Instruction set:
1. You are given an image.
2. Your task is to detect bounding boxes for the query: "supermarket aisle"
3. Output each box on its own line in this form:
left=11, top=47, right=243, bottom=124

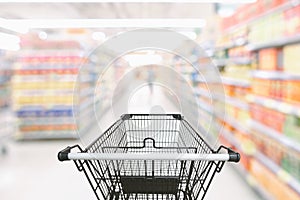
left=0, top=87, right=261, bottom=200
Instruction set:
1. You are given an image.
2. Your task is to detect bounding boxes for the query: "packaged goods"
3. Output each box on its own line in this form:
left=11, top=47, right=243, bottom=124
left=281, top=150, right=300, bottom=182
left=283, top=115, right=300, bottom=143
left=250, top=159, right=300, bottom=200
left=258, top=48, right=278, bottom=70
left=283, top=44, right=300, bottom=75
left=250, top=104, right=286, bottom=132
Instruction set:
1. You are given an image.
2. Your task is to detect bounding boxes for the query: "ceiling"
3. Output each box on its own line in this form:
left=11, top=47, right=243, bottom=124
left=0, top=3, right=215, bottom=19
left=0, top=3, right=222, bottom=49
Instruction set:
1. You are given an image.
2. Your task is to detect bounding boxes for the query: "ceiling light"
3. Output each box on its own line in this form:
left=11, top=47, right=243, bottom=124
left=0, top=32, right=21, bottom=51
left=0, top=18, right=29, bottom=34
left=0, top=42, right=20, bottom=51
left=217, top=7, right=235, bottom=17
left=38, top=31, right=47, bottom=40
left=0, top=0, right=257, bottom=3
left=124, top=54, right=162, bottom=67
left=92, top=32, right=106, bottom=41
left=3, top=18, right=207, bottom=29
left=0, top=32, right=20, bottom=44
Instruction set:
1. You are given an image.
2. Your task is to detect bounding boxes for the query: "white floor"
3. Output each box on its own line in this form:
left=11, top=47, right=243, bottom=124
left=0, top=86, right=261, bottom=200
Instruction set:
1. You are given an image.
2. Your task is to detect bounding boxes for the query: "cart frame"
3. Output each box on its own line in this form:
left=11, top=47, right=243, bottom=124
left=58, top=114, right=239, bottom=200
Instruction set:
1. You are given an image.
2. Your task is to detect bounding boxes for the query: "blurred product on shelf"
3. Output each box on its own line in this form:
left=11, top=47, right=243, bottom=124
left=283, top=43, right=300, bottom=75
left=284, top=115, right=300, bottom=143
left=258, top=48, right=282, bottom=71
left=250, top=103, right=286, bottom=132
left=251, top=70, right=300, bottom=103
left=250, top=159, right=300, bottom=200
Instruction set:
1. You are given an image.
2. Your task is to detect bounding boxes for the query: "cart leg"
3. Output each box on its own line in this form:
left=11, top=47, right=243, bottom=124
left=110, top=192, right=120, bottom=200
left=183, top=161, right=194, bottom=200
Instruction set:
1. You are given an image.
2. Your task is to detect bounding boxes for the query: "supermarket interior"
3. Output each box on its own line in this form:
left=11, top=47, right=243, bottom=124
left=1, top=0, right=300, bottom=200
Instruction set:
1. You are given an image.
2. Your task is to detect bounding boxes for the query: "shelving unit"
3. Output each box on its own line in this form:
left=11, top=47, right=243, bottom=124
left=214, top=1, right=300, bottom=199
left=247, top=33, right=300, bottom=51
left=166, top=55, right=221, bottom=144
left=247, top=94, right=300, bottom=117
left=249, top=120, right=300, bottom=153
left=12, top=37, right=94, bottom=140
left=255, top=151, right=300, bottom=195
left=220, top=129, right=275, bottom=200
left=0, top=50, right=13, bottom=154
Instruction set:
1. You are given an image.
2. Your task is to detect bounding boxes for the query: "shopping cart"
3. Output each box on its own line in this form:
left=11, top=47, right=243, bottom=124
left=58, top=114, right=240, bottom=200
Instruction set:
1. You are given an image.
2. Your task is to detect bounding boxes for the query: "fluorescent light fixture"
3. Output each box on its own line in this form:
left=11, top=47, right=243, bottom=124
left=0, top=18, right=29, bottom=34
left=0, top=32, right=21, bottom=51
left=0, top=43, right=20, bottom=51
left=0, top=32, right=20, bottom=44
left=4, top=18, right=206, bottom=29
left=92, top=32, right=106, bottom=41
left=0, top=0, right=257, bottom=3
left=38, top=31, right=47, bottom=40
left=217, top=7, right=235, bottom=17
left=124, top=54, right=162, bottom=67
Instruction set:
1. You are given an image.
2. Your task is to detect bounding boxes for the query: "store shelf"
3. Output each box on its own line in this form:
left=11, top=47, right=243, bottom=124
left=231, top=57, right=252, bottom=65
left=231, top=163, right=275, bottom=200
left=197, top=100, right=213, bottom=114
left=197, top=99, right=246, bottom=134
left=221, top=115, right=249, bottom=134
left=255, top=151, right=300, bottom=196
left=195, top=88, right=248, bottom=110
left=195, top=88, right=211, bottom=99
left=225, top=0, right=295, bottom=33
left=222, top=129, right=286, bottom=200
left=15, top=107, right=73, bottom=118
left=247, top=34, right=300, bottom=51
left=12, top=45, right=87, bottom=139
left=221, top=130, right=275, bottom=200
left=15, top=131, right=78, bottom=140
left=247, top=94, right=300, bottom=117
left=225, top=96, right=249, bottom=110
left=213, top=59, right=229, bottom=67
left=251, top=70, right=300, bottom=80
left=221, top=128, right=241, bottom=148
left=221, top=77, right=250, bottom=87
left=249, top=120, right=300, bottom=153
left=214, top=57, right=252, bottom=66
left=216, top=38, right=247, bottom=51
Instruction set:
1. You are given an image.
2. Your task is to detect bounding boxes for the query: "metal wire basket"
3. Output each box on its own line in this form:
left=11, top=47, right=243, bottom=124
left=58, top=114, right=240, bottom=200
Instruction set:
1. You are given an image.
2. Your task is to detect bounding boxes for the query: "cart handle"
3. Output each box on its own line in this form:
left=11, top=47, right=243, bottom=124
left=58, top=145, right=83, bottom=162
left=58, top=151, right=240, bottom=162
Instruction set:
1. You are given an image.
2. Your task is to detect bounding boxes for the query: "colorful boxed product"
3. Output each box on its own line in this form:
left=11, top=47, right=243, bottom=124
left=258, top=48, right=278, bottom=71
left=283, top=43, right=300, bottom=75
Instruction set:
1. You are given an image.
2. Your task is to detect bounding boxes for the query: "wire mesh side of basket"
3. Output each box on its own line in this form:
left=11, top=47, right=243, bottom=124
left=75, top=114, right=225, bottom=200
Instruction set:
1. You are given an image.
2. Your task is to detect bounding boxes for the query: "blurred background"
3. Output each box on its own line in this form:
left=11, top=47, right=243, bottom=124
left=1, top=0, right=300, bottom=200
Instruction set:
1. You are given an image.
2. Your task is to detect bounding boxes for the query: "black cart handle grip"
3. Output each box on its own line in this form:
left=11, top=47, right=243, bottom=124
left=58, top=146, right=71, bottom=161
left=228, top=151, right=240, bottom=162
left=217, top=145, right=240, bottom=163
left=58, top=145, right=83, bottom=161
